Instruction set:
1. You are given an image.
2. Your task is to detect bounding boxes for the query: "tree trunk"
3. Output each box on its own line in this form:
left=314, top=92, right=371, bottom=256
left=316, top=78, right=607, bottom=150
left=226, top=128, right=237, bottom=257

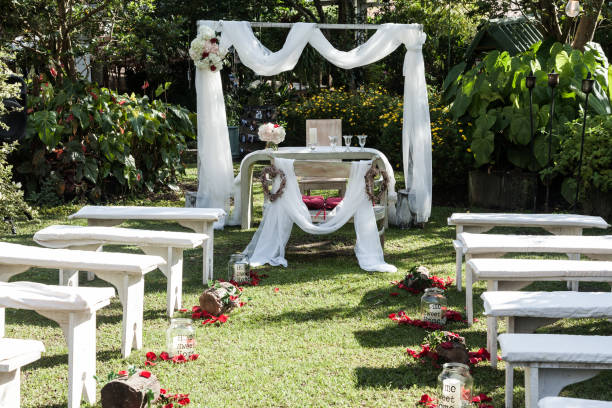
left=536, top=0, right=563, bottom=41
left=101, top=373, right=161, bottom=408
left=571, top=0, right=605, bottom=50
left=56, top=0, right=77, bottom=80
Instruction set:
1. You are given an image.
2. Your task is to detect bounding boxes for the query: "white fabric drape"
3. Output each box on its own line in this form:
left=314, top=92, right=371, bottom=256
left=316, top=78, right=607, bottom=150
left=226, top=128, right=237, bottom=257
left=195, top=68, right=234, bottom=227
left=196, top=20, right=432, bottom=224
left=243, top=158, right=396, bottom=272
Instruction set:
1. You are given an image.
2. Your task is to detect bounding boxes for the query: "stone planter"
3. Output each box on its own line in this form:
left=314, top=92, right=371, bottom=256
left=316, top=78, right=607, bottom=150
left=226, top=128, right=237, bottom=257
left=468, top=170, right=537, bottom=210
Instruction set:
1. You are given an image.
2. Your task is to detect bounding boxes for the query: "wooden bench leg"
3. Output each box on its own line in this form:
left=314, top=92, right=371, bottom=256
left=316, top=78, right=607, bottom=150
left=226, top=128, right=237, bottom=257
left=505, top=363, right=514, bottom=408
left=466, top=263, right=473, bottom=326
left=0, top=367, right=20, bottom=407
left=37, top=310, right=98, bottom=407
left=95, top=272, right=145, bottom=358
left=59, top=269, right=79, bottom=287
left=142, top=246, right=183, bottom=317
left=452, top=240, right=463, bottom=292
left=525, top=367, right=600, bottom=408
left=487, top=316, right=498, bottom=368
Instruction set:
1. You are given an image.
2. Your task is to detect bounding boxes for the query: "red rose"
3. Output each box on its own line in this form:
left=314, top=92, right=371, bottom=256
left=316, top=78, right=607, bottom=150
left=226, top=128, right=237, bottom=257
left=210, top=38, right=218, bottom=44
left=172, top=354, right=187, bottom=363
left=144, top=361, right=156, bottom=366
left=117, top=370, right=128, bottom=376
left=191, top=306, right=201, bottom=312
left=274, top=287, right=279, bottom=292
left=201, top=52, right=209, bottom=58
left=177, top=397, right=190, bottom=405
left=164, top=404, right=174, bottom=408
left=217, top=315, right=228, bottom=323
left=89, top=92, right=98, bottom=100
left=139, top=370, right=151, bottom=378
left=142, top=81, right=149, bottom=90
left=160, top=351, right=170, bottom=361
left=191, top=312, right=202, bottom=319
left=189, top=354, right=199, bottom=361
left=210, top=65, right=217, bottom=71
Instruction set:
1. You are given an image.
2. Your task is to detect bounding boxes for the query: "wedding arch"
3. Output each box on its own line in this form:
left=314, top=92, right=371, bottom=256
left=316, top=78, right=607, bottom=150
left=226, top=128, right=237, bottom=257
left=193, top=20, right=432, bottom=227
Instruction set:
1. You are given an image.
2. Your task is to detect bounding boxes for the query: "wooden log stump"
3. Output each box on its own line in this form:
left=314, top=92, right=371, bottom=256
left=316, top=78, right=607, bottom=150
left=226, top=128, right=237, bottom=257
left=199, top=281, right=240, bottom=316
left=101, top=373, right=161, bottom=408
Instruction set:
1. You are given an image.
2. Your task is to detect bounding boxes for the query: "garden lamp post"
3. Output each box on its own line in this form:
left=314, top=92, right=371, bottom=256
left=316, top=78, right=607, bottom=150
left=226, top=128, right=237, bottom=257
left=545, top=69, right=559, bottom=212
left=525, top=71, right=536, bottom=143
left=573, top=72, right=595, bottom=209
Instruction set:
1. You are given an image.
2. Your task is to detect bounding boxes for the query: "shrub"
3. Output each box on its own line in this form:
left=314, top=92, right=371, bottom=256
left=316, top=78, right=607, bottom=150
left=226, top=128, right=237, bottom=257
left=0, top=142, right=34, bottom=232
left=444, top=41, right=611, bottom=170
left=544, top=114, right=612, bottom=204
left=15, top=78, right=194, bottom=204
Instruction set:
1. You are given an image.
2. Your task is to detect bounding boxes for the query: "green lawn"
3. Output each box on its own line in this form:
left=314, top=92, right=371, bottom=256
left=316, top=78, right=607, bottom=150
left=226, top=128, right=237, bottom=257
left=4, top=173, right=612, bottom=407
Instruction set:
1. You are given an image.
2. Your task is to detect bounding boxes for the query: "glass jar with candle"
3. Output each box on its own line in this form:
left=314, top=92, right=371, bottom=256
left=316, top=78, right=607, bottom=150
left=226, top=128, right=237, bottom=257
left=420, top=287, right=447, bottom=325
left=228, top=253, right=250, bottom=283
left=166, top=318, right=196, bottom=358
left=308, top=128, right=318, bottom=150
left=438, top=363, right=473, bottom=407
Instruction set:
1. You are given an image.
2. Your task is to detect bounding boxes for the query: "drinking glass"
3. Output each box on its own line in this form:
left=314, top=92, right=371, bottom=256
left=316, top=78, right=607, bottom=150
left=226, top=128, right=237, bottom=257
left=328, top=135, right=338, bottom=151
left=357, top=134, right=367, bottom=151
left=343, top=135, right=353, bottom=152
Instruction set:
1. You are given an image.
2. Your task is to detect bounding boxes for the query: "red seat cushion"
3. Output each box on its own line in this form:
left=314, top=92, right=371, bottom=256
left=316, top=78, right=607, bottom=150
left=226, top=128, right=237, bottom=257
left=325, top=197, right=343, bottom=209
left=302, top=195, right=325, bottom=210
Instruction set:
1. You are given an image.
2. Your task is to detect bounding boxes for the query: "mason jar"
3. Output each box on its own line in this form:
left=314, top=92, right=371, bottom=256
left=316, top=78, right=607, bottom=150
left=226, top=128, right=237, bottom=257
left=437, top=362, right=473, bottom=408
left=228, top=253, right=250, bottom=282
left=420, top=287, right=447, bottom=325
left=166, top=318, right=196, bottom=358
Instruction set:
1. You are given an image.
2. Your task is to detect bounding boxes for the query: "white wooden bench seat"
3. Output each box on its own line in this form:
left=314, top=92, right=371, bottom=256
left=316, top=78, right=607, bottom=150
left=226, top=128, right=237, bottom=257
left=459, top=233, right=612, bottom=292
left=539, top=397, right=612, bottom=407
left=0, top=338, right=45, bottom=408
left=481, top=291, right=612, bottom=368
left=466, top=258, right=612, bottom=325
left=499, top=333, right=612, bottom=408
left=69, top=206, right=226, bottom=283
left=34, top=224, right=208, bottom=317
left=0, top=282, right=115, bottom=408
left=0, top=242, right=165, bottom=358
left=448, top=213, right=610, bottom=291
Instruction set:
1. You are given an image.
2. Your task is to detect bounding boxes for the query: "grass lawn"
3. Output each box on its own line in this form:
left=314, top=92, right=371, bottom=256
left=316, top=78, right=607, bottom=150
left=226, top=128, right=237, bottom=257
left=4, top=168, right=612, bottom=407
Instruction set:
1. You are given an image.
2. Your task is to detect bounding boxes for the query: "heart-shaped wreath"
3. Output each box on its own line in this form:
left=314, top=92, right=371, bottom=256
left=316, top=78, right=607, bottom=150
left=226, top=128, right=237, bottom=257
left=260, top=166, right=287, bottom=202
left=364, top=166, right=389, bottom=203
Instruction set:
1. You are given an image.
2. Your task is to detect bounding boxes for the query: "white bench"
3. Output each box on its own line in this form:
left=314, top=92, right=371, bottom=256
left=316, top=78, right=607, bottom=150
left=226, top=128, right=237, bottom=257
left=0, top=282, right=114, bottom=408
left=448, top=213, right=609, bottom=291
left=459, top=233, right=612, bottom=291
left=0, top=338, right=45, bottom=408
left=69, top=206, right=225, bottom=283
left=34, top=224, right=208, bottom=317
left=466, top=258, right=612, bottom=325
left=482, top=291, right=612, bottom=368
left=0, top=242, right=165, bottom=358
left=539, top=397, right=612, bottom=407
left=499, top=333, right=612, bottom=408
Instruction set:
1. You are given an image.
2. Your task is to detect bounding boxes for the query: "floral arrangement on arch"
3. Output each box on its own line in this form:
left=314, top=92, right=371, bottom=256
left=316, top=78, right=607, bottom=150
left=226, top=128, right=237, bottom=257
left=258, top=123, right=286, bottom=149
left=189, top=25, right=227, bottom=72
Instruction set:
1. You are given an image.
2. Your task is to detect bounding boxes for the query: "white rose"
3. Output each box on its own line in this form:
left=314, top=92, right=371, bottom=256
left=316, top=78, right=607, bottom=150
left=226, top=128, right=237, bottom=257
left=272, top=126, right=285, bottom=144
left=258, top=123, right=275, bottom=142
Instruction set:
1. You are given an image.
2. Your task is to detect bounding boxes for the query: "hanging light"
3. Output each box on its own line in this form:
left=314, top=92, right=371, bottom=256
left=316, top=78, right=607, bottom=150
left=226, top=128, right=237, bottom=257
left=565, top=0, right=580, bottom=17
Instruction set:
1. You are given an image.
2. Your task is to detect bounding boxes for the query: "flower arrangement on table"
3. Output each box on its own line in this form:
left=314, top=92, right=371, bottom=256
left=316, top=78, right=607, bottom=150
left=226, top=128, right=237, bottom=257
left=189, top=25, right=227, bottom=72
left=258, top=122, right=286, bottom=150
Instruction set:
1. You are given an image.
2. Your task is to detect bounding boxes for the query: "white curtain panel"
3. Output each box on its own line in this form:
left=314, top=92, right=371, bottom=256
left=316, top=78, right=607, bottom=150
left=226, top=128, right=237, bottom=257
left=243, top=158, right=396, bottom=272
left=196, top=20, right=432, bottom=225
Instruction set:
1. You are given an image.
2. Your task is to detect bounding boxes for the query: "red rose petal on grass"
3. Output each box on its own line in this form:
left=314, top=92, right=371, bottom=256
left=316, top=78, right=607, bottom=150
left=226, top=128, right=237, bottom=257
left=189, top=354, right=199, bottom=361
left=390, top=292, right=399, bottom=296
left=144, top=361, right=157, bottom=366
left=117, top=370, right=128, bottom=376
left=178, top=397, right=190, bottom=405
left=160, top=351, right=170, bottom=361
left=191, top=306, right=201, bottom=312
left=139, top=370, right=151, bottom=378
left=274, top=287, right=279, bottom=292
left=179, top=308, right=188, bottom=312
left=146, top=351, right=157, bottom=361
left=172, top=354, right=187, bottom=364
left=217, top=314, right=228, bottom=323
left=160, top=388, right=167, bottom=395
left=164, top=404, right=174, bottom=408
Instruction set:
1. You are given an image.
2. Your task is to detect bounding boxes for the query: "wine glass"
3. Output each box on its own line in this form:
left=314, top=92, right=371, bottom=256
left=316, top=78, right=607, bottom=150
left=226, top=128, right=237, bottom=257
left=328, top=135, right=338, bottom=151
left=357, top=134, right=367, bottom=151
left=343, top=135, right=353, bottom=152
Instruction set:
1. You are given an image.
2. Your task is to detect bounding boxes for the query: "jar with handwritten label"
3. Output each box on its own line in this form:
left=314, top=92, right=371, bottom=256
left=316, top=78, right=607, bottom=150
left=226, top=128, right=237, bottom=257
left=228, top=253, right=250, bottom=283
left=420, top=287, right=447, bottom=325
left=166, top=318, right=196, bottom=358
left=437, top=363, right=473, bottom=408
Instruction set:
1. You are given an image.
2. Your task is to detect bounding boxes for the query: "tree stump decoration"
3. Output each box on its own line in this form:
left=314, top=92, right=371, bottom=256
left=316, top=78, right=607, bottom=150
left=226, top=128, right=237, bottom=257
left=402, top=265, right=431, bottom=290
left=435, top=342, right=470, bottom=365
left=101, top=373, right=161, bottom=408
left=199, top=281, right=240, bottom=316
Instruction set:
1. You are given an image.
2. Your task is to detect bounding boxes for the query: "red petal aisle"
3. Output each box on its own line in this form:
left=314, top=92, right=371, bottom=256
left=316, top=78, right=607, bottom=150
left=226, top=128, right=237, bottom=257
left=417, top=393, right=494, bottom=407
left=388, top=310, right=475, bottom=329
